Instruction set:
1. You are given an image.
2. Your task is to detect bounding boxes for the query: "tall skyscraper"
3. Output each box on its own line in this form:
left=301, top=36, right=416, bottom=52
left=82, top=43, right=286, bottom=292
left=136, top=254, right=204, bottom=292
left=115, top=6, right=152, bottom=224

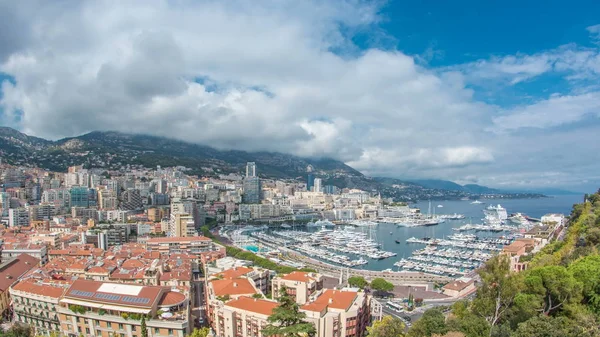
left=307, top=173, right=315, bottom=191
left=246, top=162, right=257, bottom=177
left=313, top=178, right=322, bottom=193
left=70, top=186, right=90, bottom=207
left=242, top=177, right=261, bottom=204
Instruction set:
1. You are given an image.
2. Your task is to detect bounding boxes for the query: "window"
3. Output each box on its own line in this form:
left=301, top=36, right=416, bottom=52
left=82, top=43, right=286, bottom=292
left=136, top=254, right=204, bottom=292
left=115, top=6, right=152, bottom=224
left=168, top=329, right=173, bottom=336
left=119, top=323, right=124, bottom=330
left=132, top=325, right=137, bottom=332
left=155, top=328, right=160, bottom=334
left=86, top=328, right=90, bottom=334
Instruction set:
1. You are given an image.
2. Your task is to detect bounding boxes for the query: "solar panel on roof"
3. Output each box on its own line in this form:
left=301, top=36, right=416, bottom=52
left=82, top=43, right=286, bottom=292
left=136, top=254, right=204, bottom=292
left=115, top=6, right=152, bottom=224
left=71, top=290, right=94, bottom=297
left=94, top=293, right=121, bottom=301
left=122, top=296, right=150, bottom=304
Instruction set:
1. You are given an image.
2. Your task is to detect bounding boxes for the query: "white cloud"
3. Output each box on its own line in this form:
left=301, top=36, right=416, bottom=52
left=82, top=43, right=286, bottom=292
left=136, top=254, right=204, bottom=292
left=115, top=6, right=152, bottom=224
left=0, top=0, right=489, bottom=163
left=492, top=92, right=600, bottom=131
left=451, top=45, right=600, bottom=85
left=0, top=1, right=599, bottom=189
left=588, top=24, right=600, bottom=44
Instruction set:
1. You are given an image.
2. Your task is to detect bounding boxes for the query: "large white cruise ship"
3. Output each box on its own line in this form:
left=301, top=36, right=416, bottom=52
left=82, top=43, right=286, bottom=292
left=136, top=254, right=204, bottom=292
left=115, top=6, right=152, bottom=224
left=484, top=204, right=508, bottom=223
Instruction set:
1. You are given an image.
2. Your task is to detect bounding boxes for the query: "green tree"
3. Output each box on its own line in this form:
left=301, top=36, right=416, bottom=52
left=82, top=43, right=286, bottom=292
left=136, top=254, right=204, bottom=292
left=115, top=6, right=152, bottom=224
left=523, top=265, right=582, bottom=315
left=187, top=327, right=209, bottom=337
left=509, top=315, right=595, bottom=337
left=407, top=308, right=447, bottom=337
left=370, top=278, right=394, bottom=296
left=262, top=286, right=316, bottom=337
left=0, top=324, right=33, bottom=337
left=568, top=254, right=600, bottom=313
left=588, top=229, right=600, bottom=247
left=367, top=315, right=405, bottom=337
left=348, top=276, right=368, bottom=289
left=472, top=255, right=522, bottom=336
left=446, top=314, right=490, bottom=337
left=140, top=316, right=148, bottom=337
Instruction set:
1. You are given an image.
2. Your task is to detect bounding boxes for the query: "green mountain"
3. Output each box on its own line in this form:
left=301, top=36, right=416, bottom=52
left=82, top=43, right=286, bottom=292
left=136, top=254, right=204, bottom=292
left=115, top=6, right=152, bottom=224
left=0, top=127, right=545, bottom=200
left=0, top=127, right=360, bottom=178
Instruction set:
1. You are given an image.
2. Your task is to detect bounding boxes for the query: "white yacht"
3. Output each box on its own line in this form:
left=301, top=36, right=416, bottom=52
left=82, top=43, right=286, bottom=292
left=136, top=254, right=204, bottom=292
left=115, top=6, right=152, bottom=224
left=508, top=213, right=530, bottom=227
left=471, top=200, right=483, bottom=204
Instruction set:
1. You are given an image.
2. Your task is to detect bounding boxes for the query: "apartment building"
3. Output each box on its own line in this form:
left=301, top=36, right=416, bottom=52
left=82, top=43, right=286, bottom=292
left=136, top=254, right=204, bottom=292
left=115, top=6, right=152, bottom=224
left=271, top=271, right=323, bottom=305
left=211, top=296, right=278, bottom=337
left=212, top=267, right=271, bottom=295
left=11, top=277, right=69, bottom=334
left=207, top=270, right=371, bottom=337
left=207, top=278, right=260, bottom=334
left=169, top=213, right=196, bottom=237
left=146, top=237, right=219, bottom=255
left=1, top=243, right=48, bottom=265
left=301, top=289, right=371, bottom=337
left=58, top=279, right=190, bottom=337
left=28, top=204, right=58, bottom=221
left=8, top=208, right=29, bottom=227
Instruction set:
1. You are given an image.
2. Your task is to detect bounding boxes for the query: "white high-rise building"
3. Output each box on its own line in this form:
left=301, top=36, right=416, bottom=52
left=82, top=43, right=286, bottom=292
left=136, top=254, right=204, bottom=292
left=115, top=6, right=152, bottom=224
left=246, top=162, right=257, bottom=177
left=313, top=178, right=322, bottom=193
left=65, top=173, right=79, bottom=187
left=9, top=208, right=30, bottom=227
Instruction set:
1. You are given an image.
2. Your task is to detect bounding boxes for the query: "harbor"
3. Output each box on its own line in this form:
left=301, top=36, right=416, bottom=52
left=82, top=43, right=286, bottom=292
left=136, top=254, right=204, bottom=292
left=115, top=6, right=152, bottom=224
left=220, top=196, right=578, bottom=279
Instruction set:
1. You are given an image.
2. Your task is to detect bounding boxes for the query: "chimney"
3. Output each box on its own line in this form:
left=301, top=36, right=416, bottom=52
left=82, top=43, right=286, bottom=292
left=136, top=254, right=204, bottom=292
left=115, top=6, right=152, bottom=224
left=233, top=282, right=238, bottom=287
left=328, top=298, right=333, bottom=304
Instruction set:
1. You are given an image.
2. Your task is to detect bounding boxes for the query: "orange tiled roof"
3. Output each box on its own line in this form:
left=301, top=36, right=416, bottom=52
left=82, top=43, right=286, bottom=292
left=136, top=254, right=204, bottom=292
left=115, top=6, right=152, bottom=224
left=214, top=267, right=253, bottom=280
left=87, top=266, right=111, bottom=274
left=301, top=289, right=357, bottom=312
left=122, top=259, right=146, bottom=269
left=210, top=278, right=257, bottom=297
left=281, top=271, right=314, bottom=282
left=12, top=278, right=68, bottom=298
left=443, top=279, right=474, bottom=291
left=225, top=296, right=278, bottom=316
left=0, top=254, right=40, bottom=292
left=158, top=291, right=187, bottom=306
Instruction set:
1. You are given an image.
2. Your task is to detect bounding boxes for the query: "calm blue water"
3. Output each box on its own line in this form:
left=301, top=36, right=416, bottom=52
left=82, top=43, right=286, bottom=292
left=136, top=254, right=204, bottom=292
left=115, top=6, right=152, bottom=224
left=273, top=195, right=583, bottom=271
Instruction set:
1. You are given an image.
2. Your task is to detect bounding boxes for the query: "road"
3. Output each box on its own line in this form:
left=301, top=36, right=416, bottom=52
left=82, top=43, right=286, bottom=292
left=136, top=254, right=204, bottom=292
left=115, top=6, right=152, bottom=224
left=381, top=306, right=413, bottom=329
left=191, top=278, right=206, bottom=327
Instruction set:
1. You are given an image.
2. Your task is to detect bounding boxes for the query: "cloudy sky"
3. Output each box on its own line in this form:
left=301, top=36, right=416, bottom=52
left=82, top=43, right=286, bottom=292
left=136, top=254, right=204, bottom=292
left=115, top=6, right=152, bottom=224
left=1, top=0, right=599, bottom=191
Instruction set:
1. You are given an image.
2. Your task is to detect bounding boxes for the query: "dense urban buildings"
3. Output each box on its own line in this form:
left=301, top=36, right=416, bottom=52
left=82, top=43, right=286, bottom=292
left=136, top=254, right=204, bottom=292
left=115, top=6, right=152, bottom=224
left=0, top=161, right=576, bottom=337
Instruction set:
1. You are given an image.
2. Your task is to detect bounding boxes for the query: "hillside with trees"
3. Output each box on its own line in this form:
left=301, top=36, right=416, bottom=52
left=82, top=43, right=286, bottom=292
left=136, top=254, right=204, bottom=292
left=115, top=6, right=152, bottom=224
left=380, top=189, right=600, bottom=337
